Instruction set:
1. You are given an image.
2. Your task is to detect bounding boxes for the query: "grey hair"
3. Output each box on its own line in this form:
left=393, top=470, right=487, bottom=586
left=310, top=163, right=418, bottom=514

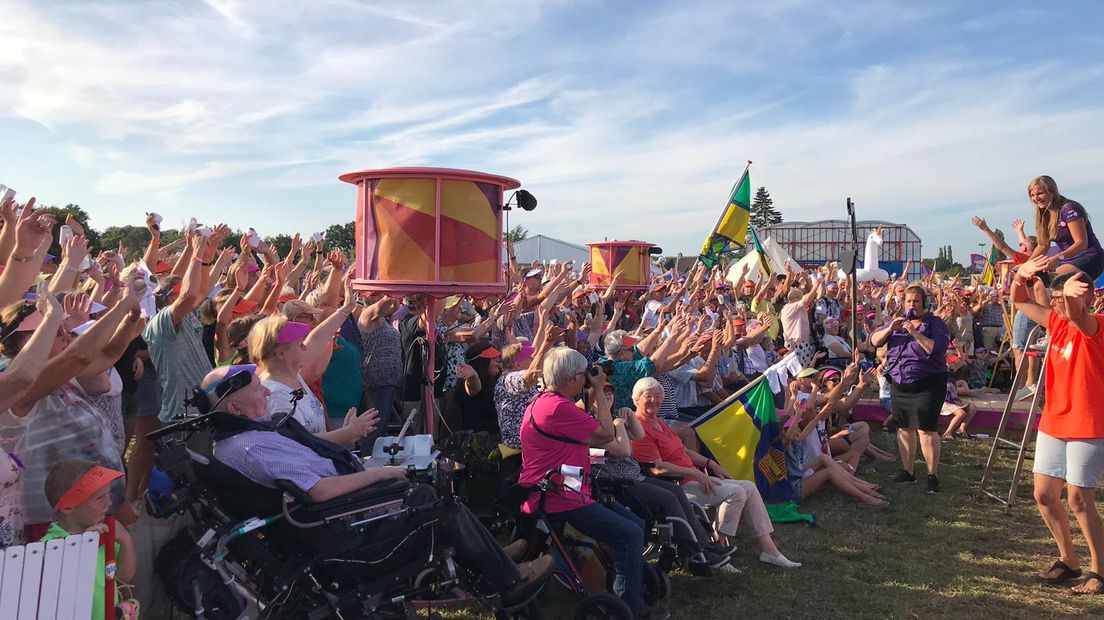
left=603, top=329, right=628, bottom=357
left=303, top=288, right=324, bottom=307
left=632, top=377, right=662, bottom=404
left=543, top=346, right=588, bottom=388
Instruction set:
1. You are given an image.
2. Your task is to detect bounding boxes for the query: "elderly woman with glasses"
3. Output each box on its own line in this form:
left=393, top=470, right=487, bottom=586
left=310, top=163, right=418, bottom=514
left=518, top=347, right=662, bottom=618
left=629, top=377, right=801, bottom=569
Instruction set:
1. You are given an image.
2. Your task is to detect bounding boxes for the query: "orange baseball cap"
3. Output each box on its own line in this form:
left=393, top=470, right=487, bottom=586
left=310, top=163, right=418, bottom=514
left=233, top=298, right=258, bottom=314
left=153, top=262, right=173, bottom=274
left=55, top=465, right=123, bottom=511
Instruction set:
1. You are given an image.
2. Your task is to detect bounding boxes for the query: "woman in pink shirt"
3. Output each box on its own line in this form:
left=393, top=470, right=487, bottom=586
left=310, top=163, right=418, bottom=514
left=519, top=347, right=662, bottom=619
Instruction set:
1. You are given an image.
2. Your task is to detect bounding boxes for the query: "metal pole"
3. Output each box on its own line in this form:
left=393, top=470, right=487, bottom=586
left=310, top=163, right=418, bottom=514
left=423, top=297, right=437, bottom=437
left=847, top=198, right=859, bottom=356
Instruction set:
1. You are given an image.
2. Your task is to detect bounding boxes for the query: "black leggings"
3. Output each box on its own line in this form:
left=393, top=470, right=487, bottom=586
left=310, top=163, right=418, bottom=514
left=616, top=477, right=712, bottom=549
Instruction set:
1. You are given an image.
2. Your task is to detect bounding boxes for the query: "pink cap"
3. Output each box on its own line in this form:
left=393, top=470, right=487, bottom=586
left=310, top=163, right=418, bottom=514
left=276, top=321, right=311, bottom=344
left=515, top=344, right=535, bottom=366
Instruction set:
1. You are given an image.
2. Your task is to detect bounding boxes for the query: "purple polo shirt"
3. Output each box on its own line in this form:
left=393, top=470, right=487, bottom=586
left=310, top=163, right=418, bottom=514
left=1055, top=201, right=1102, bottom=260
left=885, top=313, right=950, bottom=385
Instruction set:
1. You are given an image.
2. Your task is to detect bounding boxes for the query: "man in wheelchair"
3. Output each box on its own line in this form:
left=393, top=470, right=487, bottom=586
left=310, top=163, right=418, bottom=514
left=195, top=364, right=554, bottom=611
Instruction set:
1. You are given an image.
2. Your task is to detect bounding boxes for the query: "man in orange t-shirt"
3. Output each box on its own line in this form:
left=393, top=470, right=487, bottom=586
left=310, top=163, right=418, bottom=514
left=1012, top=257, right=1104, bottom=594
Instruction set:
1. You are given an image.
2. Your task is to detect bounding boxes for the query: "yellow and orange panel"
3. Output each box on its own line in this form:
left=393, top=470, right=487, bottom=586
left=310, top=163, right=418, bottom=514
left=588, top=241, right=656, bottom=290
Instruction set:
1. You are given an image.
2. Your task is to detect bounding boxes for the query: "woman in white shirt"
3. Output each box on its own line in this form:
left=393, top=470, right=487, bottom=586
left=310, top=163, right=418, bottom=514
left=248, top=275, right=375, bottom=446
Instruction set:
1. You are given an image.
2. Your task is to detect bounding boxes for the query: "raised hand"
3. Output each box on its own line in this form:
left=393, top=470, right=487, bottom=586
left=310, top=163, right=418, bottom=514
left=1062, top=272, right=1090, bottom=300
left=36, top=280, right=62, bottom=317
left=454, top=363, right=476, bottom=381
left=65, top=214, right=86, bottom=238
left=63, top=292, right=93, bottom=326
left=64, top=234, right=91, bottom=268
left=15, top=199, right=55, bottom=250
left=341, top=407, right=380, bottom=441
left=0, top=193, right=18, bottom=224
left=1017, top=254, right=1049, bottom=279
left=1012, top=218, right=1025, bottom=233
left=971, top=216, right=989, bottom=231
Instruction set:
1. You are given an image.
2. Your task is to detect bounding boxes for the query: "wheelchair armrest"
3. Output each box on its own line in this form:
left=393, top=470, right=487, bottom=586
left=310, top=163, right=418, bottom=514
left=635, top=462, right=685, bottom=483
left=275, top=477, right=411, bottom=513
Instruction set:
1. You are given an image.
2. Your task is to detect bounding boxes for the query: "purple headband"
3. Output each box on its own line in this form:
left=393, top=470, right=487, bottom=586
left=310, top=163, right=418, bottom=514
left=276, top=320, right=311, bottom=344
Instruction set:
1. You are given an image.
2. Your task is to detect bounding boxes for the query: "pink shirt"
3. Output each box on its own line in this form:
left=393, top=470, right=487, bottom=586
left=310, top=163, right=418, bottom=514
left=519, top=392, right=599, bottom=514
left=781, top=300, right=811, bottom=343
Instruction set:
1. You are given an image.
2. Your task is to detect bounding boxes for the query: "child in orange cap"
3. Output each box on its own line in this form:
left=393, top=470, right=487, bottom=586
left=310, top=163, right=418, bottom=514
left=41, top=459, right=137, bottom=620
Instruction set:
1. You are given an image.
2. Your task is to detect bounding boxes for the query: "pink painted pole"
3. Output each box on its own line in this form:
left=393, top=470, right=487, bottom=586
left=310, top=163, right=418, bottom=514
left=423, top=297, right=438, bottom=437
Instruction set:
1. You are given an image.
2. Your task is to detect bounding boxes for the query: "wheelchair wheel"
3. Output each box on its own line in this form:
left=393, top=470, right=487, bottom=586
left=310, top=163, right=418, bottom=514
left=642, top=562, right=671, bottom=609
left=509, top=599, right=544, bottom=620
left=155, top=531, right=245, bottom=620
left=573, top=592, right=633, bottom=620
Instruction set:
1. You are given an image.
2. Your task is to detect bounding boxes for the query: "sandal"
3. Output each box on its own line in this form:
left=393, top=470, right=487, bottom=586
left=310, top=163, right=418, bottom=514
left=1072, top=571, right=1104, bottom=595
left=1038, top=560, right=1082, bottom=585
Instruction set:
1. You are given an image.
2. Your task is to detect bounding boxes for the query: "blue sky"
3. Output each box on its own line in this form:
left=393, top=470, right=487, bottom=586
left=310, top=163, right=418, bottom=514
left=2, top=0, right=1103, bottom=264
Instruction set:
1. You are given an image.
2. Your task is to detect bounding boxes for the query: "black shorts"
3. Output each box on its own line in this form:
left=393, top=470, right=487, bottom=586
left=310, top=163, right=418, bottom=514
left=1061, top=252, right=1104, bottom=281
left=889, top=373, right=946, bottom=432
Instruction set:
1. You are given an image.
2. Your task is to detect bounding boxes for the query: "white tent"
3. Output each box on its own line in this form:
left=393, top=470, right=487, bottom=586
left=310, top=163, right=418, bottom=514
left=512, top=234, right=590, bottom=266
left=724, top=236, right=801, bottom=283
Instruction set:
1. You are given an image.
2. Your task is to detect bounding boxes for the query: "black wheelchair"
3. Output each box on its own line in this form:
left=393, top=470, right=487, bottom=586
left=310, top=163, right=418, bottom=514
left=146, top=412, right=542, bottom=619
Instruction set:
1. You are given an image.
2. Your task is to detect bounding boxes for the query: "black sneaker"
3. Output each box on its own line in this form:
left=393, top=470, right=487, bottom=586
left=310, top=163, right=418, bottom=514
left=894, top=470, right=917, bottom=484
left=927, top=475, right=941, bottom=494
left=688, top=558, right=714, bottom=577
left=702, top=541, right=736, bottom=561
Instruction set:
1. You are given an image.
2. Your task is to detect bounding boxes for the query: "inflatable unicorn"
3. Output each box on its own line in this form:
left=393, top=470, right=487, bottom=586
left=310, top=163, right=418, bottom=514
left=839, top=227, right=889, bottom=283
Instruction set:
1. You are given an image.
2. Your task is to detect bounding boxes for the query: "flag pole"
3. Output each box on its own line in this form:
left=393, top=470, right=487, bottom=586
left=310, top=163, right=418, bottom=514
left=689, top=351, right=798, bottom=427
left=698, top=160, right=752, bottom=263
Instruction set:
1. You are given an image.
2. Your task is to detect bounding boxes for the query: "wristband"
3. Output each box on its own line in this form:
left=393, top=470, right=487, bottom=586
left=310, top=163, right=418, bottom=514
left=9, top=254, right=34, bottom=263
left=202, top=260, right=215, bottom=267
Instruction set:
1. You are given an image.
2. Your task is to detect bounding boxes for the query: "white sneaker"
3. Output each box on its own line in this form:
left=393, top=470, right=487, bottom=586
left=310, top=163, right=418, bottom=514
left=1014, top=386, right=1036, bottom=402
left=1029, top=336, right=1049, bottom=352
left=759, top=551, right=801, bottom=568
left=715, top=562, right=743, bottom=575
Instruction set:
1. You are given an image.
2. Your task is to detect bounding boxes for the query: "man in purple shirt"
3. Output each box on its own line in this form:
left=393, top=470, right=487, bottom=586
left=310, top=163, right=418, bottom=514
left=871, top=285, right=951, bottom=494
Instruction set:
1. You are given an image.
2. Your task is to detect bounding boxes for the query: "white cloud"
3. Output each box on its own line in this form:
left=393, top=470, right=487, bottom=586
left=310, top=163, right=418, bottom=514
left=0, top=0, right=1102, bottom=265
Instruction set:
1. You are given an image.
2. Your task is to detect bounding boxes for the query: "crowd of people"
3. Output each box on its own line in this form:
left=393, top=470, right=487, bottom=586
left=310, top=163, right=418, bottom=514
left=0, top=173, right=1102, bottom=617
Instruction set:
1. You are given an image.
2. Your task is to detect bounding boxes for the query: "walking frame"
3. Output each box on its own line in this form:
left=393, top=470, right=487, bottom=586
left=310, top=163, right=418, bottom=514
left=979, top=324, right=1048, bottom=514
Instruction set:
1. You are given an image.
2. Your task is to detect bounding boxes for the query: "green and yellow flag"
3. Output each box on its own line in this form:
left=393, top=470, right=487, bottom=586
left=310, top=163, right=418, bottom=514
left=690, top=376, right=792, bottom=504
left=750, top=226, right=773, bottom=277
left=981, top=245, right=1001, bottom=286
left=699, top=161, right=752, bottom=268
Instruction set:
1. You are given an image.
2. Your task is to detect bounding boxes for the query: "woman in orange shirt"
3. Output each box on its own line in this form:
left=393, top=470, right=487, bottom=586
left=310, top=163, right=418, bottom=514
left=1012, top=256, right=1104, bottom=594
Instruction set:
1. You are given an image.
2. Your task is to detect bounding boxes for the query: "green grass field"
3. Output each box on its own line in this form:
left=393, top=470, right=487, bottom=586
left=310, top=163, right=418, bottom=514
left=438, top=433, right=1104, bottom=619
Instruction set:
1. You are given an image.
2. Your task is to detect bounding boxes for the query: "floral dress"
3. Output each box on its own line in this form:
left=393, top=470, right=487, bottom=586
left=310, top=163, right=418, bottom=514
left=0, top=448, right=24, bottom=547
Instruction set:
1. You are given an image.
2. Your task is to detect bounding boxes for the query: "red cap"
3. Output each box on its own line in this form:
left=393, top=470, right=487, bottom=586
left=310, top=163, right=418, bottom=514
left=472, top=346, right=501, bottom=360
left=233, top=299, right=258, bottom=314
left=153, top=262, right=173, bottom=274
left=55, top=465, right=124, bottom=511
left=278, top=293, right=297, bottom=303
left=621, top=335, right=638, bottom=347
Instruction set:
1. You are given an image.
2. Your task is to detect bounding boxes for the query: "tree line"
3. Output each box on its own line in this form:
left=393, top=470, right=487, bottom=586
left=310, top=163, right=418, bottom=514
left=36, top=204, right=356, bottom=259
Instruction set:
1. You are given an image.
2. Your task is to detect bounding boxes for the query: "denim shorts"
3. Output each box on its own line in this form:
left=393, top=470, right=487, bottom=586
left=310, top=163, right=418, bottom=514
left=1033, top=430, right=1104, bottom=488
left=1012, top=310, right=1040, bottom=351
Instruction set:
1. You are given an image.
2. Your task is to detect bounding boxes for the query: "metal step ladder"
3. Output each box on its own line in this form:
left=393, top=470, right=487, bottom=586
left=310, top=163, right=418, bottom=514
left=979, top=324, right=1048, bottom=514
